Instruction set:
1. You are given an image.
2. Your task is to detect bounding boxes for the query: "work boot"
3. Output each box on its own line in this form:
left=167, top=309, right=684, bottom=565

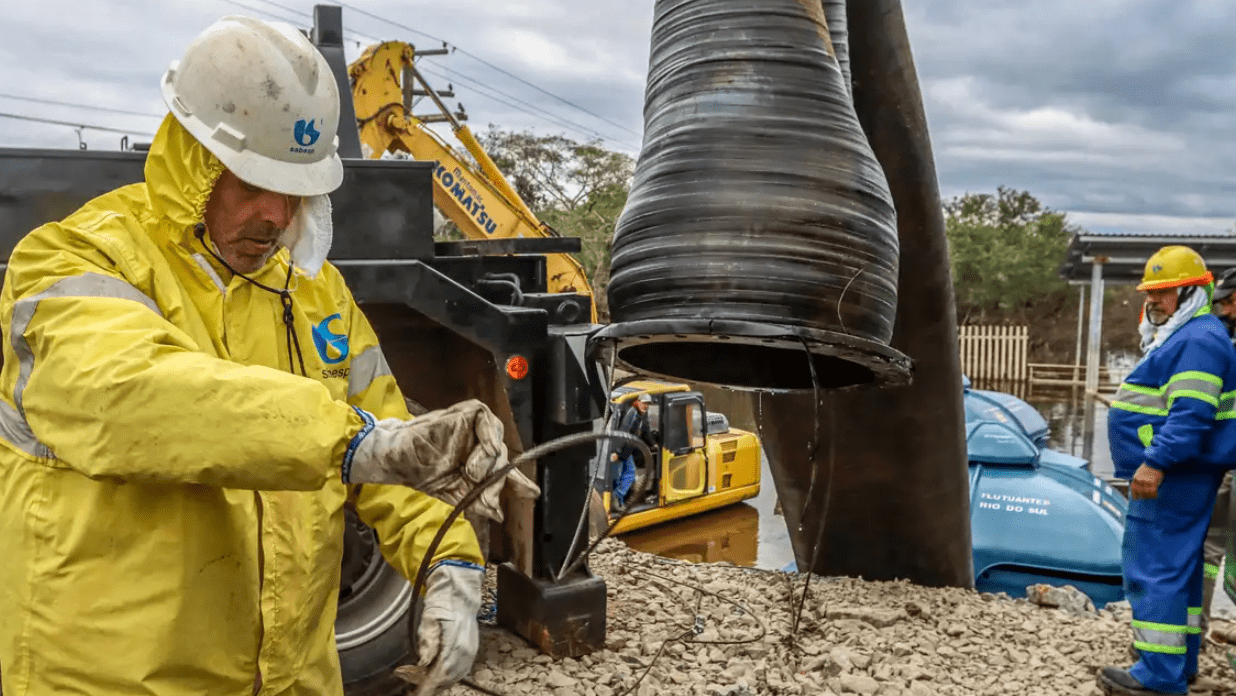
left=1096, top=667, right=1186, bottom=696
left=1122, top=649, right=1196, bottom=686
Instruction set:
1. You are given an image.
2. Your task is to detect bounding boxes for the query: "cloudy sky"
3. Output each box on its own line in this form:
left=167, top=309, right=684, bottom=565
left=1, top=0, right=1234, bottom=237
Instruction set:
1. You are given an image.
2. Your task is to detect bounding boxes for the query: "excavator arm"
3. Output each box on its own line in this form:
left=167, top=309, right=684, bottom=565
left=349, top=42, right=596, bottom=318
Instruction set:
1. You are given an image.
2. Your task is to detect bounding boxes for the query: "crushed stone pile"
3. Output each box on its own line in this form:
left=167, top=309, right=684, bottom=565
left=434, top=540, right=1236, bottom=696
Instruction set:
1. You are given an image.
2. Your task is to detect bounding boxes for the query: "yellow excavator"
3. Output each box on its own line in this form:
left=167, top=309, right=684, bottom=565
left=347, top=41, right=596, bottom=320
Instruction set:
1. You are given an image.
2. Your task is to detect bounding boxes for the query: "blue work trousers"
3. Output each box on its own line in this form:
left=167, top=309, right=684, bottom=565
left=612, top=454, right=636, bottom=507
left=1124, top=469, right=1225, bottom=693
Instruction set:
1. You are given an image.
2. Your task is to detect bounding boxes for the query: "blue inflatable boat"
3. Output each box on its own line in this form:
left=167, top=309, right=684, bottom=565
left=964, top=379, right=1126, bottom=607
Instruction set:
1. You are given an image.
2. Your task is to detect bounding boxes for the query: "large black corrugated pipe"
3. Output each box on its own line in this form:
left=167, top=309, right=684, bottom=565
left=822, top=0, right=851, bottom=94
left=596, top=0, right=911, bottom=393
left=759, top=0, right=973, bottom=587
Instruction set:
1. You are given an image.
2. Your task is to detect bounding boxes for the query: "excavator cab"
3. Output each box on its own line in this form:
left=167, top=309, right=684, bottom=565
left=596, top=380, right=761, bottom=534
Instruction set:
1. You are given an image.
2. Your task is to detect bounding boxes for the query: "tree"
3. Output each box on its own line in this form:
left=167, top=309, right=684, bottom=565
left=478, top=128, right=635, bottom=317
left=944, top=187, right=1078, bottom=323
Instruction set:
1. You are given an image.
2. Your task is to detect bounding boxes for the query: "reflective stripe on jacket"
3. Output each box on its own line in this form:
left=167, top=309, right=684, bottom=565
left=1108, top=312, right=1236, bottom=479
left=0, top=115, right=482, bottom=696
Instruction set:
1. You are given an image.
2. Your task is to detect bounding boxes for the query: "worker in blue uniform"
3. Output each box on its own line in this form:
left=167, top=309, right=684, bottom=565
left=1100, top=246, right=1236, bottom=695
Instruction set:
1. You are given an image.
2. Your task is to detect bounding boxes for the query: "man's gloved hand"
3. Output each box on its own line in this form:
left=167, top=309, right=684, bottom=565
left=344, top=399, right=539, bottom=522
left=414, top=561, right=484, bottom=695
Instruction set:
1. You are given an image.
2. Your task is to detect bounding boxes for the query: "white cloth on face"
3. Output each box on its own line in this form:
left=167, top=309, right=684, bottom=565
left=278, top=193, right=333, bottom=279
left=1138, top=285, right=1211, bottom=358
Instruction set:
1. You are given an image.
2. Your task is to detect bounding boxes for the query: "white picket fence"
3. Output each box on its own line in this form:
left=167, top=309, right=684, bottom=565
left=958, top=325, right=1029, bottom=391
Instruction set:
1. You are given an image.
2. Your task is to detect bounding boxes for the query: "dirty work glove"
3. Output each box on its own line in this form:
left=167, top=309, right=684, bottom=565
left=343, top=399, right=539, bottom=522
left=414, top=560, right=484, bottom=695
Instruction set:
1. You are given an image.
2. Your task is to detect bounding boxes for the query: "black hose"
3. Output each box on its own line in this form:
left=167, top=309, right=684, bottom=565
left=408, top=430, right=655, bottom=639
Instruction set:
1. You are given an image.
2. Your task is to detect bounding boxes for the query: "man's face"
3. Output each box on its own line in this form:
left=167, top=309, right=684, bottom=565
left=203, top=170, right=302, bottom=274
left=634, top=400, right=649, bottom=413
left=1144, top=287, right=1179, bottom=325
left=1215, top=295, right=1236, bottom=319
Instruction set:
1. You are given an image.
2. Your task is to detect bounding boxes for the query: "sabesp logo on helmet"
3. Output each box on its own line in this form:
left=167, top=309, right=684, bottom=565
left=291, top=118, right=321, bottom=154
left=312, top=313, right=349, bottom=365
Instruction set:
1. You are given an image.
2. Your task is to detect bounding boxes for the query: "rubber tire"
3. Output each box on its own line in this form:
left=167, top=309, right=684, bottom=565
left=338, top=516, right=421, bottom=696
left=339, top=596, right=414, bottom=696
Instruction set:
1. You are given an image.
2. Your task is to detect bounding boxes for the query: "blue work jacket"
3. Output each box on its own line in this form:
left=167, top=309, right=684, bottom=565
left=1108, top=312, right=1236, bottom=478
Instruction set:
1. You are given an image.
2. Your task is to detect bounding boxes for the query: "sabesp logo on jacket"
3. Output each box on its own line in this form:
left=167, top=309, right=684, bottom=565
left=312, top=313, right=349, bottom=376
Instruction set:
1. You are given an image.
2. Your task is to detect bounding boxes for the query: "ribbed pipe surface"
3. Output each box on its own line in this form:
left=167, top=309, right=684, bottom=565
left=606, top=0, right=901, bottom=390
left=822, top=0, right=851, bottom=92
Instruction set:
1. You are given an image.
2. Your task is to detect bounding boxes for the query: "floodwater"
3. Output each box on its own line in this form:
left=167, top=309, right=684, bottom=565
left=1037, top=395, right=1114, bottom=479
left=621, top=452, right=796, bottom=571
left=621, top=391, right=1120, bottom=571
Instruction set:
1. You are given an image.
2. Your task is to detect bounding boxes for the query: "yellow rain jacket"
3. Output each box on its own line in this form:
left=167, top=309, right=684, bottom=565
left=0, top=115, right=483, bottom=696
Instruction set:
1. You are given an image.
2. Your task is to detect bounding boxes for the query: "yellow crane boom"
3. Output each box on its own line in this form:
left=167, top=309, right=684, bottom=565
left=348, top=42, right=596, bottom=319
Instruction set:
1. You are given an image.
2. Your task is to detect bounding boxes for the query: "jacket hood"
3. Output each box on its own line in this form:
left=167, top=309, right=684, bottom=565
left=143, top=114, right=225, bottom=249
left=142, top=113, right=334, bottom=279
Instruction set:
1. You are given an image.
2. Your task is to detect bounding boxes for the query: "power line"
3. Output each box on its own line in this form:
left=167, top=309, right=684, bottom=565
left=244, top=0, right=382, bottom=44
left=0, top=112, right=156, bottom=137
left=247, top=0, right=311, bottom=20
left=215, top=0, right=301, bottom=24
left=207, top=0, right=639, bottom=147
left=420, top=61, right=639, bottom=150
left=335, top=1, right=642, bottom=139
left=419, top=64, right=596, bottom=141
left=213, top=0, right=381, bottom=50
left=0, top=93, right=163, bottom=119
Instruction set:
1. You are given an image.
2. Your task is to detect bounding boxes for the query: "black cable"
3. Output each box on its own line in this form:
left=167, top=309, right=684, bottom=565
left=400, top=432, right=651, bottom=694
left=418, top=62, right=637, bottom=150
left=213, top=0, right=381, bottom=45
left=335, top=1, right=641, bottom=140
left=605, top=568, right=768, bottom=696
left=0, top=93, right=162, bottom=119
left=555, top=346, right=623, bottom=582
left=193, top=224, right=307, bottom=376
left=791, top=336, right=832, bottom=636
left=408, top=430, right=654, bottom=607
left=398, top=426, right=771, bottom=696
left=452, top=548, right=769, bottom=696
left=0, top=111, right=155, bottom=137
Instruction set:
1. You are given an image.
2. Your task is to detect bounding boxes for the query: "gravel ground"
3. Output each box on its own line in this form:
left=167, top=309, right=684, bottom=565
left=428, top=539, right=1236, bottom=696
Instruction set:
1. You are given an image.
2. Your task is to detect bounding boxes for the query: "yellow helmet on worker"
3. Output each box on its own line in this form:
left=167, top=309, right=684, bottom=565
left=1137, top=245, right=1213, bottom=292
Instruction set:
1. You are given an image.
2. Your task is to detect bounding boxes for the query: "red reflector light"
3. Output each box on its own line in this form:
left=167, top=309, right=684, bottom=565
left=505, top=355, right=529, bottom=380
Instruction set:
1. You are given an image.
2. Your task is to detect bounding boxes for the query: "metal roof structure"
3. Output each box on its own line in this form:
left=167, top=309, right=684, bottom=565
left=1060, top=233, right=1236, bottom=284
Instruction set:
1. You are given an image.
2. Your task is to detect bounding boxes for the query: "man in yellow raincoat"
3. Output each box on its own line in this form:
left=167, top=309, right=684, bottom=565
left=0, top=16, right=536, bottom=696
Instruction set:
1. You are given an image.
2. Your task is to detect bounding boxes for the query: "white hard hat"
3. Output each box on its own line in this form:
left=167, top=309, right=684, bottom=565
left=161, top=15, right=344, bottom=197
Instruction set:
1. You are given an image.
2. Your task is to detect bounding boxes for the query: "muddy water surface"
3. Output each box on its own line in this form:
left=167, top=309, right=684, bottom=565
left=620, top=453, right=796, bottom=571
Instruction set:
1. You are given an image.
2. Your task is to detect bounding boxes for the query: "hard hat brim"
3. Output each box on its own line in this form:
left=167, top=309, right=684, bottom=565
left=1136, top=271, right=1213, bottom=292
left=224, top=147, right=344, bottom=198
